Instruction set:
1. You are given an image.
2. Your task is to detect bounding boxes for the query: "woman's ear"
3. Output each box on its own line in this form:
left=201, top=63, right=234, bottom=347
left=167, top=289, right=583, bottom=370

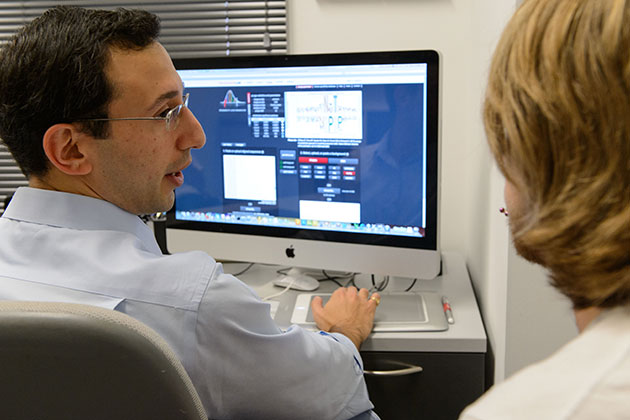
left=42, top=123, right=93, bottom=176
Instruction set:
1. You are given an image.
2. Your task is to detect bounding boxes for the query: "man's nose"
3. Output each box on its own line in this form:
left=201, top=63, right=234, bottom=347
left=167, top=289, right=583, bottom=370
left=177, top=108, right=206, bottom=150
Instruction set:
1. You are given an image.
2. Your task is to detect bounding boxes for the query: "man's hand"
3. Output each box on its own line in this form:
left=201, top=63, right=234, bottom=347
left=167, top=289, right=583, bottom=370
left=311, top=287, right=380, bottom=349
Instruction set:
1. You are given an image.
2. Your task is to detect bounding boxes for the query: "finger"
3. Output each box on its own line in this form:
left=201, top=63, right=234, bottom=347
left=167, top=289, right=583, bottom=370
left=368, top=293, right=381, bottom=310
left=310, top=296, right=325, bottom=324
left=346, top=286, right=358, bottom=296
left=331, top=286, right=346, bottom=298
left=311, top=295, right=323, bottom=312
left=358, top=288, right=369, bottom=299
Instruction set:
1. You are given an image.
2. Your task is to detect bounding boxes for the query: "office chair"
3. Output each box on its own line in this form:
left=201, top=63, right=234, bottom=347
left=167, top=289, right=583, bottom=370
left=0, top=301, right=207, bottom=420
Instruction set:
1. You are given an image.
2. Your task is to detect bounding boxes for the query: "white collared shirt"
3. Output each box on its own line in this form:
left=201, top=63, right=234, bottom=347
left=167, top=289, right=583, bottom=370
left=0, top=187, right=378, bottom=420
left=459, top=306, right=630, bottom=420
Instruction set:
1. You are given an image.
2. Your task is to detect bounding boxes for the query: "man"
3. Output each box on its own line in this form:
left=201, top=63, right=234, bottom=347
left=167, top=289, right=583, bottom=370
left=460, top=0, right=630, bottom=419
left=0, top=6, right=380, bottom=419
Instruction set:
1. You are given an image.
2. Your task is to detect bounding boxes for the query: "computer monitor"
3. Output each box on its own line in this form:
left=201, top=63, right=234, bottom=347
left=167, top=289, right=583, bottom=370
left=165, top=50, right=440, bottom=279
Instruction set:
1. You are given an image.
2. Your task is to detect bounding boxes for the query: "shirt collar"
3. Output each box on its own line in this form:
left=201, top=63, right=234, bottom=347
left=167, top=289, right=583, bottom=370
left=3, top=187, right=162, bottom=255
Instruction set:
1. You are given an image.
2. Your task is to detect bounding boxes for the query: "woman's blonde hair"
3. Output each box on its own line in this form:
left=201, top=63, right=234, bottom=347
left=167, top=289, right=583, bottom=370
left=485, top=0, right=630, bottom=308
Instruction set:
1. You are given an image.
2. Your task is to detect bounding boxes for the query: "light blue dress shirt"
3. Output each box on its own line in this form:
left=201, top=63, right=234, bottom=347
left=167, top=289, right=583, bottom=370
left=0, top=187, right=378, bottom=420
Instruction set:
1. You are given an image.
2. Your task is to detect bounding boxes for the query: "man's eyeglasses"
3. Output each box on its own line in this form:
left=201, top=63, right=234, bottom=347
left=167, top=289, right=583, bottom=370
left=76, top=93, right=189, bottom=132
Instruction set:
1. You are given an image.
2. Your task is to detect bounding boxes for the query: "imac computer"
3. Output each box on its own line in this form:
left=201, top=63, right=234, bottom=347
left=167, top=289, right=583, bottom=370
left=165, top=50, right=440, bottom=280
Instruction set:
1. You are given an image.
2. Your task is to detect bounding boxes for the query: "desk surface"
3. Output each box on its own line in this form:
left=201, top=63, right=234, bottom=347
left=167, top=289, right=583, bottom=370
left=226, top=251, right=487, bottom=353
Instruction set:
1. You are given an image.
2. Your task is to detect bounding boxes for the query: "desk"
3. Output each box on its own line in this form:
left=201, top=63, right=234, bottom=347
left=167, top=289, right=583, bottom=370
left=228, top=251, right=487, bottom=420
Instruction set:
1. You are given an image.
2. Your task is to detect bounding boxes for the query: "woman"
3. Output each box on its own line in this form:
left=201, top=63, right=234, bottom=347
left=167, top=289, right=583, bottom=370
left=460, top=0, right=630, bottom=419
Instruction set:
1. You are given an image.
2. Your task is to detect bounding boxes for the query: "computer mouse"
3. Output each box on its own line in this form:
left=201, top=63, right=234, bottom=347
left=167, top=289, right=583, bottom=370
left=272, top=269, right=320, bottom=291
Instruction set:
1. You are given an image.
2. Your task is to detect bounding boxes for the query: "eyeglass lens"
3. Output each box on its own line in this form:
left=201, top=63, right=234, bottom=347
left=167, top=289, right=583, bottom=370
left=166, top=93, right=190, bottom=131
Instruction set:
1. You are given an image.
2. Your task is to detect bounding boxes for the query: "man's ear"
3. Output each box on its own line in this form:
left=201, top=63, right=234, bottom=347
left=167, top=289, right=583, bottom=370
left=42, top=124, right=93, bottom=176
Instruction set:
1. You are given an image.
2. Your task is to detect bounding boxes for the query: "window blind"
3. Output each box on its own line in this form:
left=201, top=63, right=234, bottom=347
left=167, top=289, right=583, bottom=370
left=0, top=1, right=287, bottom=57
left=0, top=1, right=286, bottom=215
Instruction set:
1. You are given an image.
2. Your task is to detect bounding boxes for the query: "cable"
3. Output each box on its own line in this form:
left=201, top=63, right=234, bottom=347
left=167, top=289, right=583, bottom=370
left=404, top=278, right=418, bottom=292
left=379, top=276, right=389, bottom=291
left=261, top=277, right=295, bottom=301
left=232, top=262, right=255, bottom=277
left=343, top=274, right=357, bottom=288
left=320, top=269, right=355, bottom=288
left=321, top=269, right=351, bottom=279
left=322, top=277, right=343, bottom=288
left=369, top=275, right=389, bottom=292
left=275, top=267, right=291, bottom=276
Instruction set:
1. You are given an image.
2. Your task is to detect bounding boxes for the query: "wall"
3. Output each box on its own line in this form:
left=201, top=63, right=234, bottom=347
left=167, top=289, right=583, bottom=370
left=505, top=244, right=577, bottom=376
left=286, top=0, right=577, bottom=383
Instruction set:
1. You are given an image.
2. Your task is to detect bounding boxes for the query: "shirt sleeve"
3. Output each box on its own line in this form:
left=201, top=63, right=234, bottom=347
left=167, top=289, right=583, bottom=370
left=189, top=263, right=377, bottom=420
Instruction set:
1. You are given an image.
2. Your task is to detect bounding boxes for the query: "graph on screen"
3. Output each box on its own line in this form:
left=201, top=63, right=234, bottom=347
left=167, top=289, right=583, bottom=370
left=285, top=91, right=362, bottom=139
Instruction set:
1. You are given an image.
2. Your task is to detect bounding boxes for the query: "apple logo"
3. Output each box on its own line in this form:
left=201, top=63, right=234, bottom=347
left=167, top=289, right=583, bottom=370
left=285, top=245, right=295, bottom=258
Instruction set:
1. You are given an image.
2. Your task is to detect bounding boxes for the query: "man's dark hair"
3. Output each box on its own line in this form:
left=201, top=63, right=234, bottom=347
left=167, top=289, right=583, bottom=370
left=0, top=6, right=160, bottom=177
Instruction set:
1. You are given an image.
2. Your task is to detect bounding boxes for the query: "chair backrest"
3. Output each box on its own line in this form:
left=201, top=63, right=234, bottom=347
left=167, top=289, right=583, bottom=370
left=0, top=301, right=207, bottom=420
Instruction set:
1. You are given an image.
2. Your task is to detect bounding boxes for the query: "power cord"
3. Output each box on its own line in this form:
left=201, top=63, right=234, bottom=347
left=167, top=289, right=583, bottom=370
left=404, top=278, right=418, bottom=292
left=232, top=262, right=256, bottom=277
left=262, top=278, right=296, bottom=301
left=320, top=270, right=356, bottom=288
left=370, top=274, right=389, bottom=292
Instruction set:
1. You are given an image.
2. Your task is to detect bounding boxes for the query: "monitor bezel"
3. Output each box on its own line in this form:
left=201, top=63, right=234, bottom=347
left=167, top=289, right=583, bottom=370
left=166, top=50, right=439, bottom=253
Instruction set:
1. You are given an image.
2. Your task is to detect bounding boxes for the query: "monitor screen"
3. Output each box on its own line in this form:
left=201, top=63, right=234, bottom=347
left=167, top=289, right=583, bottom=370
left=166, top=50, right=440, bottom=279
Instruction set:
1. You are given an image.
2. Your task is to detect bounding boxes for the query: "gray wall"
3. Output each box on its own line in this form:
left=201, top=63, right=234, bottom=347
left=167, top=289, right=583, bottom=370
left=506, top=244, right=577, bottom=376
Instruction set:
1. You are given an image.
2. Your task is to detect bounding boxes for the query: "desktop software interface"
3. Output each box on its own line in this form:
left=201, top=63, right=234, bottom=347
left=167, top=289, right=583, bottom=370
left=176, top=62, right=429, bottom=239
